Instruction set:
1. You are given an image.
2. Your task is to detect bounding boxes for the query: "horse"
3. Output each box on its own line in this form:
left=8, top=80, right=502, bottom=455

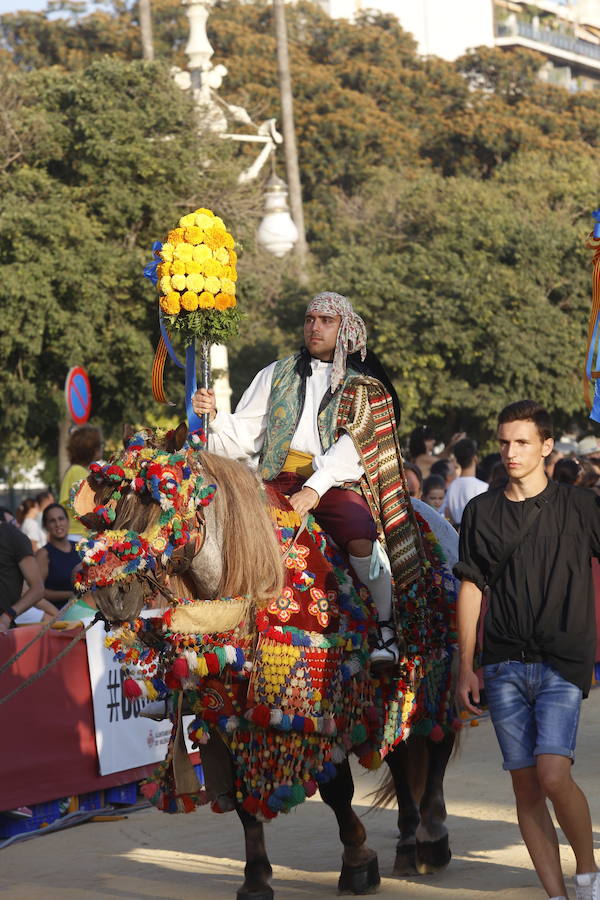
left=73, top=424, right=459, bottom=898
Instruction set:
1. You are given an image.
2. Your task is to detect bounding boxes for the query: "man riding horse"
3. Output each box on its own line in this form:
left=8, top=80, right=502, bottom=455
left=192, top=290, right=422, bottom=667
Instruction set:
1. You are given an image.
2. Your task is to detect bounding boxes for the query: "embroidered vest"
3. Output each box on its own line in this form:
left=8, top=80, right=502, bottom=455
left=259, top=354, right=360, bottom=481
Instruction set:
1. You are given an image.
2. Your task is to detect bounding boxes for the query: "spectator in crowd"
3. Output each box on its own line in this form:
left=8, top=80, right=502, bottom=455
left=35, top=504, right=81, bottom=613
left=422, top=474, right=446, bottom=511
left=404, top=461, right=423, bottom=499
left=544, top=447, right=563, bottom=480
left=489, top=460, right=509, bottom=490
left=478, top=452, right=501, bottom=484
left=444, top=438, right=488, bottom=528
left=59, top=426, right=103, bottom=541
left=15, top=498, right=44, bottom=552
left=431, top=457, right=459, bottom=488
left=408, top=425, right=437, bottom=478
left=35, top=489, right=55, bottom=543
left=553, top=457, right=597, bottom=489
left=0, top=506, right=45, bottom=633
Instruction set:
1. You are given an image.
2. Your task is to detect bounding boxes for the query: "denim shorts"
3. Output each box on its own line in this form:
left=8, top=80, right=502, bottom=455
left=483, top=660, right=582, bottom=771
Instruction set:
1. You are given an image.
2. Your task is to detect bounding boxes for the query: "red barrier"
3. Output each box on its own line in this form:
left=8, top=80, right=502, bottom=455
left=0, top=625, right=157, bottom=811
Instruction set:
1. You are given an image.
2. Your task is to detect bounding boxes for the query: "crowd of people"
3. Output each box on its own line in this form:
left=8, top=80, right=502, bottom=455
left=0, top=425, right=102, bottom=633
left=404, top=424, right=600, bottom=532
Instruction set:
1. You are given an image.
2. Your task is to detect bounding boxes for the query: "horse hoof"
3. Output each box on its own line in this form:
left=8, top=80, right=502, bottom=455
left=393, top=844, right=418, bottom=876
left=338, top=856, right=380, bottom=894
left=236, top=887, right=274, bottom=900
left=415, top=835, right=451, bottom=874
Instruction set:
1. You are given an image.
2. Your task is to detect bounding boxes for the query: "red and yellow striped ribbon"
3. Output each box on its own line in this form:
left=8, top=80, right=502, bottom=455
left=151, top=336, right=175, bottom=406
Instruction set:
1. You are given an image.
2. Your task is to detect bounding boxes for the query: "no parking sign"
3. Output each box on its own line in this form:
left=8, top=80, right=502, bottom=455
left=65, top=366, right=92, bottom=425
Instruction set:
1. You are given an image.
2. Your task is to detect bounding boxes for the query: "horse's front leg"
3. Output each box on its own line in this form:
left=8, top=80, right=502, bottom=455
left=202, top=731, right=273, bottom=899
left=235, top=805, right=274, bottom=900
left=318, top=759, right=380, bottom=894
left=414, top=732, right=454, bottom=874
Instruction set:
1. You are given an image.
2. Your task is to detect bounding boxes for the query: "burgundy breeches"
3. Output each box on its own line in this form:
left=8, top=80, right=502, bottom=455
left=267, top=472, right=377, bottom=550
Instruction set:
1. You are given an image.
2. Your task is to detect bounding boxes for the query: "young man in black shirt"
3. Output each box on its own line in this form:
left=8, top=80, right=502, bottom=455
left=456, top=400, right=600, bottom=900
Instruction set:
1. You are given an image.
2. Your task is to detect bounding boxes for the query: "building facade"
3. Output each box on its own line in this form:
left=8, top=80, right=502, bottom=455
left=314, top=0, right=600, bottom=89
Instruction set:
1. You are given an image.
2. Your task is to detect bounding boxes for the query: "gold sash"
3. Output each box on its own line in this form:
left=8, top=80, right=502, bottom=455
left=281, top=449, right=314, bottom=478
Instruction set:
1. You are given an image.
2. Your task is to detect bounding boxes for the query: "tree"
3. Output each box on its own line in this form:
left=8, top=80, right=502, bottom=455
left=0, top=57, right=268, bottom=472
left=1, top=0, right=599, bottom=458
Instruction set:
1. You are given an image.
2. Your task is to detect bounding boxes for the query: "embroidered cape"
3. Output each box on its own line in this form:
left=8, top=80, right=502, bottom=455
left=337, top=376, right=423, bottom=590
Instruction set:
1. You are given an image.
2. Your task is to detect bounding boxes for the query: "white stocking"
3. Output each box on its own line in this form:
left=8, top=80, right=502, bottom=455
left=349, top=550, right=392, bottom=622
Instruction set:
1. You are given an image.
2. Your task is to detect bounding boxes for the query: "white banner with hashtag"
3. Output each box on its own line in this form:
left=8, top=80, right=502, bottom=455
left=85, top=614, right=194, bottom=776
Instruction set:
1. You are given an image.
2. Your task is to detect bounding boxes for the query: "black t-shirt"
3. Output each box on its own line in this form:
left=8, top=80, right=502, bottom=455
left=0, top=523, right=34, bottom=613
left=454, top=480, right=600, bottom=697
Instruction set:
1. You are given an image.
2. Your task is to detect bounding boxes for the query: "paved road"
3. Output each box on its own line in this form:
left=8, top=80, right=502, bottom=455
left=3, top=691, right=600, bottom=900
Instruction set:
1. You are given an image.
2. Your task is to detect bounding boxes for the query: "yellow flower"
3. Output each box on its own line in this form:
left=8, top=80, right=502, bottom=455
left=160, top=242, right=174, bottom=262
left=173, top=242, right=193, bottom=261
left=194, top=207, right=214, bottom=218
left=157, top=262, right=171, bottom=278
left=192, top=244, right=212, bottom=263
left=184, top=225, right=204, bottom=244
left=170, top=259, right=186, bottom=276
left=201, top=258, right=223, bottom=278
left=159, top=275, right=172, bottom=295
left=204, top=275, right=221, bottom=294
left=167, top=227, right=185, bottom=246
left=223, top=233, right=235, bottom=250
left=214, top=292, right=234, bottom=310
left=171, top=273, right=187, bottom=291
left=214, top=247, right=229, bottom=265
left=204, top=227, right=227, bottom=250
left=213, top=216, right=226, bottom=230
left=222, top=265, right=238, bottom=282
left=186, top=273, right=205, bottom=292
left=160, top=292, right=181, bottom=315
left=181, top=291, right=199, bottom=311
left=228, top=249, right=237, bottom=265
left=221, top=278, right=236, bottom=296
left=198, top=291, right=215, bottom=308
left=185, top=259, right=201, bottom=275
left=195, top=213, right=215, bottom=231
left=179, top=213, right=196, bottom=228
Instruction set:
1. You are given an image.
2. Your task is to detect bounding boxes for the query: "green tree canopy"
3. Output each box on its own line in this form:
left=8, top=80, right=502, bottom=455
left=1, top=0, right=599, bottom=469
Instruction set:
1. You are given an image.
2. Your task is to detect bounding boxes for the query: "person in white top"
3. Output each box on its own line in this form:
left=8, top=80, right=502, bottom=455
left=16, top=499, right=44, bottom=552
left=444, top=438, right=488, bottom=527
left=192, top=291, right=420, bottom=667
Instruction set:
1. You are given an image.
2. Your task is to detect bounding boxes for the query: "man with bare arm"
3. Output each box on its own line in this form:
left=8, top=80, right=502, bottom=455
left=456, top=400, right=600, bottom=900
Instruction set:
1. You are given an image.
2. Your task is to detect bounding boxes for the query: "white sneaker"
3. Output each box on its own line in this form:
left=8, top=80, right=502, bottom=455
left=370, top=622, right=400, bottom=667
left=575, top=872, right=600, bottom=900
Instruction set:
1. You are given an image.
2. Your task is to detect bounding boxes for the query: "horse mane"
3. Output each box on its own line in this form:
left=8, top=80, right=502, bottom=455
left=199, top=451, right=284, bottom=605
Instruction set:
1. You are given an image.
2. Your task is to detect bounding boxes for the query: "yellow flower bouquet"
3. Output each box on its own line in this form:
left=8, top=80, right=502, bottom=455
left=145, top=207, right=241, bottom=343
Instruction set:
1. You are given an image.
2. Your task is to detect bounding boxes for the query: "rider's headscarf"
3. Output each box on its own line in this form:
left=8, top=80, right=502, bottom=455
left=305, top=291, right=367, bottom=391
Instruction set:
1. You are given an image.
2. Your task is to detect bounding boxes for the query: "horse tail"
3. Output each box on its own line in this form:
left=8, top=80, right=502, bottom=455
left=369, top=763, right=397, bottom=811
left=199, top=452, right=284, bottom=605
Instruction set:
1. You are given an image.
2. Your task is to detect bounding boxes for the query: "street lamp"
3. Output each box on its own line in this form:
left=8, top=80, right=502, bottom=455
left=257, top=173, right=299, bottom=258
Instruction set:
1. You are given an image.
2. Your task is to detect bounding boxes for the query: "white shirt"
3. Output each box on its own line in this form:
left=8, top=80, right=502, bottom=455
left=445, top=475, right=488, bottom=526
left=20, top=517, right=44, bottom=548
left=208, top=359, right=363, bottom=497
